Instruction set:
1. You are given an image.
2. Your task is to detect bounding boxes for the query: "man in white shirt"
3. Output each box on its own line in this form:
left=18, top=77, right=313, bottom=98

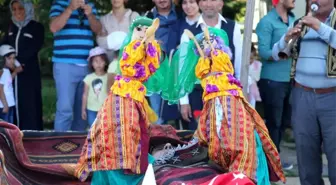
left=179, top=0, right=243, bottom=123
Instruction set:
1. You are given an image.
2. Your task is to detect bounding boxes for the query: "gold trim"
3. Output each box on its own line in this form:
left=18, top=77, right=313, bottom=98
left=327, top=11, right=336, bottom=77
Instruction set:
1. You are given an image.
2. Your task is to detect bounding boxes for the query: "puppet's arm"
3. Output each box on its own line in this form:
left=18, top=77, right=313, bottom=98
left=119, top=40, right=145, bottom=76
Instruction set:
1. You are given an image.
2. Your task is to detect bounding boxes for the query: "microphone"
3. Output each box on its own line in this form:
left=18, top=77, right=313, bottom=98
left=310, top=2, right=319, bottom=15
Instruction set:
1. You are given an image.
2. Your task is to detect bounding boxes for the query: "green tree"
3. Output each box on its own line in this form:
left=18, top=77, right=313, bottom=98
left=222, top=0, right=246, bottom=23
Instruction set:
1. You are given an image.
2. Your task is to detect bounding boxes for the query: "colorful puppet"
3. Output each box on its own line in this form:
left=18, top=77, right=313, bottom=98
left=161, top=26, right=286, bottom=185
left=74, top=16, right=164, bottom=185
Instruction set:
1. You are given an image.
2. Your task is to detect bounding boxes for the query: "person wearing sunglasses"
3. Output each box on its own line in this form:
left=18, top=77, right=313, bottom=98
left=49, top=0, right=102, bottom=132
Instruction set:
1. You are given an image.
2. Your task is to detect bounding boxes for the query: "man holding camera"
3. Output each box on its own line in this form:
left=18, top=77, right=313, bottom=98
left=272, top=0, right=336, bottom=184
left=49, top=0, right=101, bottom=131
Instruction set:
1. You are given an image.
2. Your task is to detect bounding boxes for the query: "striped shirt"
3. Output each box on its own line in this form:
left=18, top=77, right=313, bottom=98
left=49, top=0, right=99, bottom=64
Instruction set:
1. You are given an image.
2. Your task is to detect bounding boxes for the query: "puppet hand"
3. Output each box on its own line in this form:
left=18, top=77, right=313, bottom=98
left=142, top=18, right=160, bottom=43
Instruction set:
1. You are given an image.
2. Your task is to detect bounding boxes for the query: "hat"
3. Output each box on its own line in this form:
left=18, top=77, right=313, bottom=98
left=272, top=0, right=279, bottom=6
left=87, top=47, right=106, bottom=61
left=107, top=31, right=127, bottom=51
left=0, top=45, right=16, bottom=56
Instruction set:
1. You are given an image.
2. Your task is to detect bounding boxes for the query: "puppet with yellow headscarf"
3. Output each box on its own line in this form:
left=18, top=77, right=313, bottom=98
left=161, top=27, right=286, bottom=185
left=74, top=16, right=166, bottom=184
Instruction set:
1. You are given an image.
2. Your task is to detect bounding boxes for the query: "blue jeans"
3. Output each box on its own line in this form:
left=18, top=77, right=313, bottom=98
left=87, top=110, right=97, bottom=126
left=149, top=93, right=163, bottom=124
left=0, top=106, right=14, bottom=123
left=53, top=63, right=88, bottom=131
left=291, top=86, right=336, bottom=185
left=258, top=79, right=291, bottom=152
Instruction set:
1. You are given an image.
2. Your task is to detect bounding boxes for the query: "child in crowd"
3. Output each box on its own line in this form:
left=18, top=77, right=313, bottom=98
left=81, top=47, right=109, bottom=126
left=0, top=57, right=8, bottom=120
left=0, top=45, right=23, bottom=123
left=248, top=44, right=262, bottom=108
left=106, top=31, right=127, bottom=91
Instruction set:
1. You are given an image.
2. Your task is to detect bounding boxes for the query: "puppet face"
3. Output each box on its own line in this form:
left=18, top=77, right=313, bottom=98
left=200, top=36, right=218, bottom=56
left=131, top=25, right=149, bottom=41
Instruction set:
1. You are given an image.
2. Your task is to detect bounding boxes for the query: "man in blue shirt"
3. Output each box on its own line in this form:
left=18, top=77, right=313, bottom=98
left=146, top=0, right=182, bottom=125
left=256, top=0, right=295, bottom=170
left=273, top=0, right=336, bottom=184
left=49, top=0, right=101, bottom=131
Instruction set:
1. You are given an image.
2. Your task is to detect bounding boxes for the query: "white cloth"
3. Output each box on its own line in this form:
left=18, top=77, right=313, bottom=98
left=247, top=61, right=262, bottom=107
left=179, top=14, right=243, bottom=105
left=142, top=164, right=156, bottom=185
left=107, top=31, right=127, bottom=50
left=248, top=60, right=262, bottom=88
left=215, top=97, right=223, bottom=138
left=0, top=69, right=15, bottom=107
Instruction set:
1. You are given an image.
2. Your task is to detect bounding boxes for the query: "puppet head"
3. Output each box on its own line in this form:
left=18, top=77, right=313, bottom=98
left=117, top=16, right=154, bottom=60
left=129, top=17, right=153, bottom=42
left=194, top=25, right=232, bottom=59
left=191, top=27, right=235, bottom=78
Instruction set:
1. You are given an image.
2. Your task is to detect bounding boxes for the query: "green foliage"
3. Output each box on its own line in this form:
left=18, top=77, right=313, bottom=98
left=222, top=0, right=246, bottom=23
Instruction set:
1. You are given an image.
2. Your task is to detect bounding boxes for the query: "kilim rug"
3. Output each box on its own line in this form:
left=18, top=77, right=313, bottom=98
left=0, top=122, right=89, bottom=185
left=0, top=122, right=230, bottom=185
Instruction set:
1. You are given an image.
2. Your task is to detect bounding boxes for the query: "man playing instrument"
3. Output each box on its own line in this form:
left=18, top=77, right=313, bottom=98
left=272, top=0, right=336, bottom=184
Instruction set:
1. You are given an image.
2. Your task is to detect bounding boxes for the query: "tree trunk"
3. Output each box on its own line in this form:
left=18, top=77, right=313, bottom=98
left=241, top=0, right=256, bottom=98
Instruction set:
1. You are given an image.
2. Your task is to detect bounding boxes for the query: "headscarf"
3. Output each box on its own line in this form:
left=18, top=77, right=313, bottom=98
left=10, top=0, right=35, bottom=28
left=272, top=0, right=279, bottom=6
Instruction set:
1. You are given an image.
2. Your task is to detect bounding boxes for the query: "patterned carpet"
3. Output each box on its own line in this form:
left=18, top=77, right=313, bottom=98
left=0, top=122, right=224, bottom=185
left=0, top=122, right=89, bottom=185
